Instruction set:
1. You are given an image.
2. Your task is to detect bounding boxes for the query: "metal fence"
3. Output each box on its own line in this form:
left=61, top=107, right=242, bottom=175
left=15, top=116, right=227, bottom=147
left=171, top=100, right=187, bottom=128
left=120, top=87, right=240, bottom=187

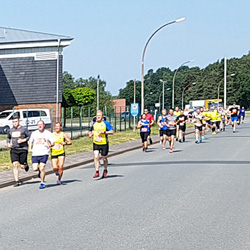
left=61, top=106, right=140, bottom=139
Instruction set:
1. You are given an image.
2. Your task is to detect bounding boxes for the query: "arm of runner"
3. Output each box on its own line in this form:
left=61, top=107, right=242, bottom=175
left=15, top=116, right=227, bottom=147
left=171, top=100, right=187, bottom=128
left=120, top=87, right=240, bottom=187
left=6, top=130, right=11, bottom=149
left=137, top=121, right=142, bottom=129
left=63, top=133, right=72, bottom=145
left=157, top=116, right=162, bottom=128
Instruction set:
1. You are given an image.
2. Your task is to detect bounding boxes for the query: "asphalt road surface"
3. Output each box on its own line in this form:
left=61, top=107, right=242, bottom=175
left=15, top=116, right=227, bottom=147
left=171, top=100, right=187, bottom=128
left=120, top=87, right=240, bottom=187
left=1, top=119, right=250, bottom=250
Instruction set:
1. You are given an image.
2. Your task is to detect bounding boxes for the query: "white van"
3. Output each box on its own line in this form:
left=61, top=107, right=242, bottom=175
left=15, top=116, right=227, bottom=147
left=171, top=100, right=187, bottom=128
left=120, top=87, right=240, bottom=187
left=0, top=109, right=51, bottom=134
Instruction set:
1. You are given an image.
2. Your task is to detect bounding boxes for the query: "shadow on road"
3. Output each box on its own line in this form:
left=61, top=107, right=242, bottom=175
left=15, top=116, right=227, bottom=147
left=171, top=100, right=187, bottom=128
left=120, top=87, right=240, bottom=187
left=95, top=174, right=124, bottom=181
left=46, top=179, right=82, bottom=188
left=107, top=160, right=250, bottom=167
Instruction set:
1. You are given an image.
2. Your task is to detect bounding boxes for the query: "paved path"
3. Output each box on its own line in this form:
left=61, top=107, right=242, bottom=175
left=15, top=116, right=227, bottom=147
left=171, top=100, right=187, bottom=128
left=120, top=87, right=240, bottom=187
left=0, top=121, right=249, bottom=249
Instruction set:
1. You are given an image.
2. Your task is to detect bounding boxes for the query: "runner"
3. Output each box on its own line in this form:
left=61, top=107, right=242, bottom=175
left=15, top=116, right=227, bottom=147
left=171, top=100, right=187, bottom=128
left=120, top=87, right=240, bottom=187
left=239, top=106, right=246, bottom=124
left=219, top=108, right=226, bottom=131
left=209, top=108, right=218, bottom=135
left=144, top=109, right=154, bottom=144
left=51, top=122, right=72, bottom=185
left=28, top=120, right=55, bottom=189
left=137, top=113, right=150, bottom=152
left=88, top=110, right=114, bottom=178
left=157, top=109, right=168, bottom=149
left=174, top=107, right=181, bottom=141
left=200, top=107, right=207, bottom=140
left=215, top=108, right=221, bottom=132
left=229, top=104, right=239, bottom=133
left=6, top=116, right=30, bottom=187
left=176, top=110, right=188, bottom=143
left=193, top=108, right=205, bottom=143
left=166, top=109, right=177, bottom=153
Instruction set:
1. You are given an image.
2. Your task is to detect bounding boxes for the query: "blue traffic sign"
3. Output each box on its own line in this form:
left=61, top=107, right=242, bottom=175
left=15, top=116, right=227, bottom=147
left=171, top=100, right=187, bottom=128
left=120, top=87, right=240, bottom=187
left=131, top=103, right=139, bottom=116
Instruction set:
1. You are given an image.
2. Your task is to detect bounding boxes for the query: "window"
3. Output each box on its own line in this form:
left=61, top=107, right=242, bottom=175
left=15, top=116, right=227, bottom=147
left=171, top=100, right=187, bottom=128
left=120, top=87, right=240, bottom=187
left=8, top=112, right=20, bottom=120
left=0, top=112, right=12, bottom=119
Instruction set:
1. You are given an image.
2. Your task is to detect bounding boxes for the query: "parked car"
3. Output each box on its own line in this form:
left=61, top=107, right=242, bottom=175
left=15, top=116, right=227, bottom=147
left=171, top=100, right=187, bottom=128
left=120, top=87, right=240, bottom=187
left=0, top=109, right=51, bottom=134
left=120, top=111, right=130, bottom=121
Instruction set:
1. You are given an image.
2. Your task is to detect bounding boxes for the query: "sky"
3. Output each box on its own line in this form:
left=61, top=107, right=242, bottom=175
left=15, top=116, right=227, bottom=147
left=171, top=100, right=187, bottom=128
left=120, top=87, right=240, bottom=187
left=0, top=0, right=250, bottom=95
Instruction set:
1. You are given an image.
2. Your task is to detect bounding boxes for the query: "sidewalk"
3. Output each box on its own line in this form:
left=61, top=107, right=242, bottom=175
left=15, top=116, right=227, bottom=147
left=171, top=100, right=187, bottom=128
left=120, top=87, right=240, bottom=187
left=0, top=130, right=194, bottom=189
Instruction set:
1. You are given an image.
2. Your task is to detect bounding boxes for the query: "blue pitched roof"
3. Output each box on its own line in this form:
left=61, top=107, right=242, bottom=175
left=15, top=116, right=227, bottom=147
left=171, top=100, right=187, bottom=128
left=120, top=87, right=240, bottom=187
left=0, top=27, right=73, bottom=44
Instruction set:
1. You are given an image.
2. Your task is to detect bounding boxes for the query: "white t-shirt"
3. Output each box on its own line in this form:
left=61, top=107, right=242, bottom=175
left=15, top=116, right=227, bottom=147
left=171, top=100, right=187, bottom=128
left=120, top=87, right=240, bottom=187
left=29, top=130, right=55, bottom=156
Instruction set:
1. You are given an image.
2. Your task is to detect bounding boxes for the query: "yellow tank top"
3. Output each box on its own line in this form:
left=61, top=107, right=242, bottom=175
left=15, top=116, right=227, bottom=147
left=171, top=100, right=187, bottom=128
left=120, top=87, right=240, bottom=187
left=174, top=111, right=181, bottom=116
left=93, top=121, right=107, bottom=145
left=52, top=132, right=65, bottom=156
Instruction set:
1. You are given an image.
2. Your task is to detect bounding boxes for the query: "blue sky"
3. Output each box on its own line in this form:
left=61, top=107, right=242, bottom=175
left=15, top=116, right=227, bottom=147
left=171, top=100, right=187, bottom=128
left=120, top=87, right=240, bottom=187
left=1, top=0, right=250, bottom=95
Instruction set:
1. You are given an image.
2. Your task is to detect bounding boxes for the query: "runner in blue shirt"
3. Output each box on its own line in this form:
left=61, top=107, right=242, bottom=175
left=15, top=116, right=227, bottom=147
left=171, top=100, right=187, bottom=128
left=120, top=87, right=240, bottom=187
left=137, top=113, right=150, bottom=152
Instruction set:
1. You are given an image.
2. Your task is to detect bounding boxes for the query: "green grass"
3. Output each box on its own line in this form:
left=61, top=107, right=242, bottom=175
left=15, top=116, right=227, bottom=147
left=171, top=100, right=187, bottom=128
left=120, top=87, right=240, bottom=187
left=0, top=122, right=193, bottom=171
left=0, top=134, right=6, bottom=141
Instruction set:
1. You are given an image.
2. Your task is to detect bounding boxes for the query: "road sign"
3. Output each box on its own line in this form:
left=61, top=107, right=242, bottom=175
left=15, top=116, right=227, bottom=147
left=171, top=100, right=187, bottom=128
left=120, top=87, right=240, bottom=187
left=131, top=103, right=139, bottom=116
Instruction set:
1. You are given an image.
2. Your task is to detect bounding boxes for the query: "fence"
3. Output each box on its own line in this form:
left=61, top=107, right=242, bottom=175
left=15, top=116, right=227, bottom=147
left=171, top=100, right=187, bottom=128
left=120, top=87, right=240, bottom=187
left=61, top=106, right=141, bottom=139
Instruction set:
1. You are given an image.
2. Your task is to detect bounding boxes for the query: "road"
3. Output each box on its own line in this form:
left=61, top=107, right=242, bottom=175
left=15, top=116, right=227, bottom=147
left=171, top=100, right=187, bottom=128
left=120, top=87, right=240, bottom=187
left=0, top=119, right=250, bottom=250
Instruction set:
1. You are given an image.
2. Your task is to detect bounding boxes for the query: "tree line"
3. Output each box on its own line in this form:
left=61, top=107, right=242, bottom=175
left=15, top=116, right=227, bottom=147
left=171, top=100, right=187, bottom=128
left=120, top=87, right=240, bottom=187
left=118, top=52, right=250, bottom=109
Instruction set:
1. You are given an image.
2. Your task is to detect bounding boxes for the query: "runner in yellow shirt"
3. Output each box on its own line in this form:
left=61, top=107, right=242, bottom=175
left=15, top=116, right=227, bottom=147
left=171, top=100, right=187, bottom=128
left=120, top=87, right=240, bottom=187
left=51, top=122, right=72, bottom=184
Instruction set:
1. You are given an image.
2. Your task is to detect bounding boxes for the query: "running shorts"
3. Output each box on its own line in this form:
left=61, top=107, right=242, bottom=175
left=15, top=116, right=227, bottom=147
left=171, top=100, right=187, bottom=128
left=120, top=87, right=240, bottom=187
left=93, top=143, right=109, bottom=156
left=231, top=116, right=238, bottom=122
left=179, top=126, right=186, bottom=132
left=140, top=132, right=150, bottom=143
left=32, top=155, right=49, bottom=164
left=159, top=130, right=167, bottom=136
left=195, top=126, right=203, bottom=132
left=167, top=129, right=176, bottom=137
left=10, top=149, right=28, bottom=165
left=51, top=153, right=66, bottom=159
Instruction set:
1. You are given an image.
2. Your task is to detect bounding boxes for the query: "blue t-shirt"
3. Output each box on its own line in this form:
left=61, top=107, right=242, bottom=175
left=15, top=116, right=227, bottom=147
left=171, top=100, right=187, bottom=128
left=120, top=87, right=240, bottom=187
left=140, top=119, right=150, bottom=133
left=159, top=116, right=168, bottom=130
left=239, top=109, right=246, bottom=116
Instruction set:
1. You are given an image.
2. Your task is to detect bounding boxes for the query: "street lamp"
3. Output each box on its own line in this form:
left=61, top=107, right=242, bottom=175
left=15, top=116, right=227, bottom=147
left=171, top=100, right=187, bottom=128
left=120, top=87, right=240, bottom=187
left=218, top=73, right=235, bottom=107
left=141, top=17, right=186, bottom=114
left=172, top=60, right=193, bottom=108
left=182, top=82, right=196, bottom=110
left=160, top=79, right=168, bottom=110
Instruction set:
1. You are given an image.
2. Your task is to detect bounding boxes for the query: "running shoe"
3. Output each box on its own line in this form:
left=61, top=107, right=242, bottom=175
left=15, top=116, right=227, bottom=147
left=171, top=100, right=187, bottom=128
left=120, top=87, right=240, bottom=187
left=233, top=131, right=236, bottom=133
left=162, top=146, right=166, bottom=150
left=93, top=171, right=100, bottom=178
left=38, top=170, right=41, bottom=178
left=200, top=139, right=202, bottom=143
left=212, top=131, right=216, bottom=135
left=13, top=181, right=22, bottom=187
left=57, top=180, right=62, bottom=185
left=102, top=170, right=108, bottom=178
left=169, top=148, right=173, bottom=153
left=202, top=136, right=205, bottom=140
left=179, top=139, right=182, bottom=143
left=176, top=138, right=178, bottom=141
left=24, top=165, right=29, bottom=172
left=39, top=183, right=46, bottom=189
left=195, top=140, right=199, bottom=144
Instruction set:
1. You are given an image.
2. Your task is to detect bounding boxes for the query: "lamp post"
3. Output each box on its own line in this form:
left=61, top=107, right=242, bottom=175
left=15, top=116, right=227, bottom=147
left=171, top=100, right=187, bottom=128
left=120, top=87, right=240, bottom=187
left=218, top=73, right=235, bottom=107
left=182, top=82, right=196, bottom=110
left=97, top=74, right=100, bottom=111
left=160, top=79, right=168, bottom=110
left=141, top=17, right=186, bottom=114
left=172, top=60, right=192, bottom=108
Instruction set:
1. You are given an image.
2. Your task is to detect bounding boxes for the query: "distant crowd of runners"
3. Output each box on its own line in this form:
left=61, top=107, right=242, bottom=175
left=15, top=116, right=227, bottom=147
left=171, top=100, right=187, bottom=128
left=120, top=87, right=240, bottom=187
left=137, top=104, right=246, bottom=152
left=5, top=105, right=245, bottom=189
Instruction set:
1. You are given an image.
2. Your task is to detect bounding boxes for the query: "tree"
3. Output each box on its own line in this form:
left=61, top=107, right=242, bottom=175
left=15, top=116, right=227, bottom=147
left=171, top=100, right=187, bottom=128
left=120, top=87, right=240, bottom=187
left=71, top=87, right=95, bottom=106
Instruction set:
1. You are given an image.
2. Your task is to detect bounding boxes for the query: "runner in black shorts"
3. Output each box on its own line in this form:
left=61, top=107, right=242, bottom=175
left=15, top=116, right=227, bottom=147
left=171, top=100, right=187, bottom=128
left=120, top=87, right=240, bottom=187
left=88, top=110, right=114, bottom=178
left=157, top=109, right=168, bottom=149
left=176, top=110, right=187, bottom=143
left=7, top=116, right=30, bottom=187
left=137, top=113, right=150, bottom=152
left=166, top=109, right=177, bottom=153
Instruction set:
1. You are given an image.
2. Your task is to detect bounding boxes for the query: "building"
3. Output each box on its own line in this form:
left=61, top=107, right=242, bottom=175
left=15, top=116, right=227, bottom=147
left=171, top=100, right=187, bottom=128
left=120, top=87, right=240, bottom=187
left=0, top=27, right=73, bottom=121
left=113, top=99, right=126, bottom=115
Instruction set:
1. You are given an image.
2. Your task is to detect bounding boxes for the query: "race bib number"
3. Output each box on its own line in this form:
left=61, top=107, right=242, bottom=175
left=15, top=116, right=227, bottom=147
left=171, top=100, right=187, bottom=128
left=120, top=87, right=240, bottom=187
left=36, top=138, right=47, bottom=144
left=53, top=144, right=63, bottom=150
left=94, top=136, right=103, bottom=142
left=12, top=131, right=21, bottom=138
left=180, top=122, right=184, bottom=126
left=233, top=109, right=237, bottom=114
left=141, top=128, right=148, bottom=132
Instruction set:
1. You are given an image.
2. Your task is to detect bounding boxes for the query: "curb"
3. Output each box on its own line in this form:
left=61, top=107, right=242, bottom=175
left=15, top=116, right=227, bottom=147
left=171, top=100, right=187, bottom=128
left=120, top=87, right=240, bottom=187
left=0, top=130, right=194, bottom=189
